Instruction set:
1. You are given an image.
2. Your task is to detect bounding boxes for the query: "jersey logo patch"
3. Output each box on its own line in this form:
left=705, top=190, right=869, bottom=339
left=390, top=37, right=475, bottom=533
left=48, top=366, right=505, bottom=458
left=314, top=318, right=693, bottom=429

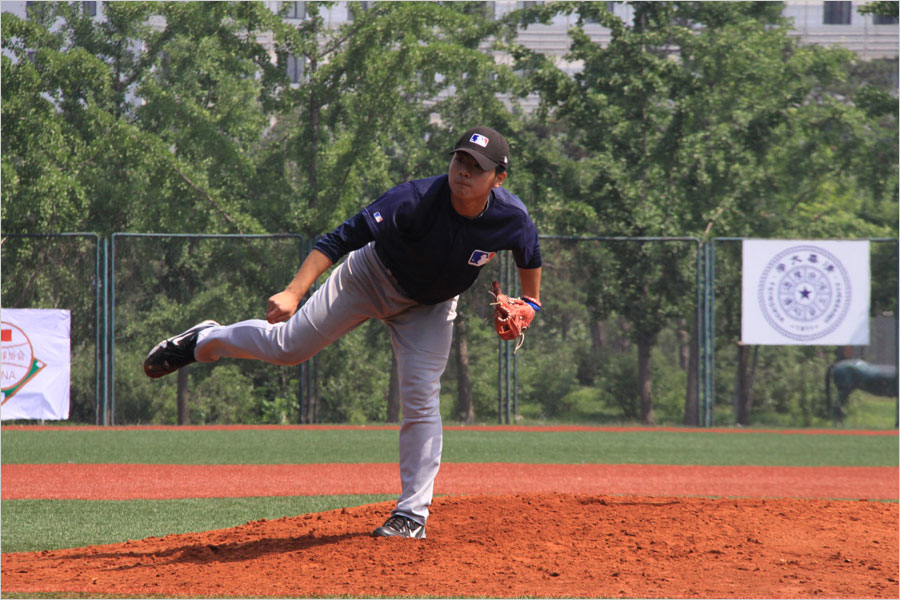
left=373, top=211, right=383, bottom=223
left=468, top=250, right=496, bottom=267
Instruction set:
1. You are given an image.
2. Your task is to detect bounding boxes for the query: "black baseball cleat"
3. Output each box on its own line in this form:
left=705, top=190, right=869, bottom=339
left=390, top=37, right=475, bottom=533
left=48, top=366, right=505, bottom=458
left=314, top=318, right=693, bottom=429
left=143, top=320, right=219, bottom=378
left=371, top=515, right=426, bottom=539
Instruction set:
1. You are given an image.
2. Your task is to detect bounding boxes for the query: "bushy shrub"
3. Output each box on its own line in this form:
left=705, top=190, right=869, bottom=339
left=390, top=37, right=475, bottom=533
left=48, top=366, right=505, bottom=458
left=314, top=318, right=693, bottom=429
left=751, top=349, right=827, bottom=427
left=517, top=339, right=578, bottom=418
left=316, top=321, right=391, bottom=424
left=595, top=349, right=640, bottom=420
left=649, top=347, right=688, bottom=423
left=713, top=345, right=831, bottom=427
left=462, top=315, right=501, bottom=420
left=190, top=364, right=257, bottom=424
left=110, top=348, right=172, bottom=424
left=69, top=344, right=100, bottom=423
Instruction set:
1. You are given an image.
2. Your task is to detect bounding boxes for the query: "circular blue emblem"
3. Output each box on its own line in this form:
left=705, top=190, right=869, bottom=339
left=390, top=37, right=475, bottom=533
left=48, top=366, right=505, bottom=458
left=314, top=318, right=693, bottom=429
left=757, top=245, right=851, bottom=342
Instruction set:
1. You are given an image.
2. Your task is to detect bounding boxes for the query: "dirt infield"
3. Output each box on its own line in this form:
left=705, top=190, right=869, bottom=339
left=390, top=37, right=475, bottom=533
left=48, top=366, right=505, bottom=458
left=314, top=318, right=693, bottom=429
left=3, top=425, right=897, bottom=597
left=3, top=463, right=898, bottom=500
left=2, top=493, right=897, bottom=598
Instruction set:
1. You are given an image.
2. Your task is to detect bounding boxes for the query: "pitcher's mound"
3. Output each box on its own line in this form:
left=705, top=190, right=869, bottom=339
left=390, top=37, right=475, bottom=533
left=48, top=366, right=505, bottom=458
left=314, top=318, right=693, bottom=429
left=3, top=493, right=897, bottom=598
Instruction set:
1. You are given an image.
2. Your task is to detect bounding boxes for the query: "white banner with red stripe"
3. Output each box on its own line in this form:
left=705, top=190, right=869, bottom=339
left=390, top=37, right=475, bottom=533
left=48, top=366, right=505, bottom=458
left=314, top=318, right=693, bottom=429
left=1, top=309, right=71, bottom=420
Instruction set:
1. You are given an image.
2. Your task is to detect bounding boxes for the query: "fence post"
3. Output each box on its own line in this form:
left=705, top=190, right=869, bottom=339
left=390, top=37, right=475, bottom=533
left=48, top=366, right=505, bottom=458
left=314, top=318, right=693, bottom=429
left=109, top=233, right=118, bottom=424
left=512, top=250, right=520, bottom=424
left=297, top=236, right=305, bottom=424
left=92, top=233, right=102, bottom=426
left=500, top=252, right=504, bottom=425
left=705, top=241, right=715, bottom=427
left=102, top=235, right=109, bottom=425
left=693, top=239, right=704, bottom=427
left=506, top=250, right=513, bottom=425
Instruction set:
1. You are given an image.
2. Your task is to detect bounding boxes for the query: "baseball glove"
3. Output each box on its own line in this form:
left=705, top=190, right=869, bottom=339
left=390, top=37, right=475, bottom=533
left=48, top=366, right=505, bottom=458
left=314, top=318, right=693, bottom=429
left=490, top=280, right=540, bottom=352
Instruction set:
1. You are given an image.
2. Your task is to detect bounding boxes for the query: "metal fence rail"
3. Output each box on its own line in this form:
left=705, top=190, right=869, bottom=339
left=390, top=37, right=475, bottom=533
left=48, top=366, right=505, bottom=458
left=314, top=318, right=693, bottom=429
left=2, top=233, right=897, bottom=428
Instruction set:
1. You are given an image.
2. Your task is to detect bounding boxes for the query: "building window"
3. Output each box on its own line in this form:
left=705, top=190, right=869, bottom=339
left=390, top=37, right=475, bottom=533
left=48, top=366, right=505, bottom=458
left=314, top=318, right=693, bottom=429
left=823, top=1, right=852, bottom=25
left=287, top=54, right=304, bottom=84
left=83, top=1, right=97, bottom=17
left=285, top=1, right=305, bottom=20
left=873, top=13, right=898, bottom=25
left=516, top=1, right=544, bottom=8
left=582, top=2, right=614, bottom=24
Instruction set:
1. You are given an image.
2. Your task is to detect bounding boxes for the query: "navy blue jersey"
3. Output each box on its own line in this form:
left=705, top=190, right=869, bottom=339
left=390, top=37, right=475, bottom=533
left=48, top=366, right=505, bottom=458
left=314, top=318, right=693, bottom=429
left=314, top=174, right=541, bottom=305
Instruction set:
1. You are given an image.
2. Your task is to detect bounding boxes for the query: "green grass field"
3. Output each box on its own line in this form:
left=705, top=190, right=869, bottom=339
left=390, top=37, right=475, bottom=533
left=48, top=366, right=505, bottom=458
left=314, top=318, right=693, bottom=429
left=2, top=495, right=394, bottom=553
left=4, top=427, right=897, bottom=466
left=2, top=426, right=897, bottom=554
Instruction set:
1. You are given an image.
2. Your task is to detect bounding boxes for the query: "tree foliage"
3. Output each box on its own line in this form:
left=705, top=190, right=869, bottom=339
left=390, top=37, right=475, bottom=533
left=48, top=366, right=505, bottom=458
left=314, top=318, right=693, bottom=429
left=505, top=0, right=896, bottom=423
left=1, top=1, right=896, bottom=426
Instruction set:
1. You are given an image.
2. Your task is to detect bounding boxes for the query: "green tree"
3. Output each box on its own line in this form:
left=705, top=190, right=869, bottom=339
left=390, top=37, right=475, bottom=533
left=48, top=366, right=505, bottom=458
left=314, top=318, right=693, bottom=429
left=253, top=1, right=524, bottom=237
left=3, top=2, right=529, bottom=424
left=252, top=1, right=528, bottom=421
left=511, top=1, right=896, bottom=425
left=2, top=2, right=276, bottom=236
left=857, top=1, right=900, bottom=18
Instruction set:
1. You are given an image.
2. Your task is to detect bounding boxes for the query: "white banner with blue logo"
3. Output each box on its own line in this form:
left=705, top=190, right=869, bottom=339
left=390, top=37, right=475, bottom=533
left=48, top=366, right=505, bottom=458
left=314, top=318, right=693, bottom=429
left=1, top=309, right=71, bottom=420
left=741, top=240, right=870, bottom=345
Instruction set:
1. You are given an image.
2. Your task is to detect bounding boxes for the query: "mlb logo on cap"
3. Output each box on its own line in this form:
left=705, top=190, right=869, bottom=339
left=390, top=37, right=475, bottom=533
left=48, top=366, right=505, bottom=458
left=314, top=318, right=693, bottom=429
left=469, top=133, right=489, bottom=148
left=451, top=126, right=510, bottom=171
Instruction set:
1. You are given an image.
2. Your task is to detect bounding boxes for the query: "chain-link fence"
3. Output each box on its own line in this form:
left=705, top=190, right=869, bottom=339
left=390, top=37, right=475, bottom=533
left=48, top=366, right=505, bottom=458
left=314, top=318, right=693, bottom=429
left=479, top=237, right=704, bottom=426
left=3, top=233, right=896, bottom=427
left=109, top=234, right=308, bottom=425
left=707, top=239, right=898, bottom=429
left=1, top=234, right=103, bottom=423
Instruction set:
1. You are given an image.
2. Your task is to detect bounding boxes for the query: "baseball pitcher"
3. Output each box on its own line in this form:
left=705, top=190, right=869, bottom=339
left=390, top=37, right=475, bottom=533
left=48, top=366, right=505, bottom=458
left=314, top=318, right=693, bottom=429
left=144, top=126, right=543, bottom=538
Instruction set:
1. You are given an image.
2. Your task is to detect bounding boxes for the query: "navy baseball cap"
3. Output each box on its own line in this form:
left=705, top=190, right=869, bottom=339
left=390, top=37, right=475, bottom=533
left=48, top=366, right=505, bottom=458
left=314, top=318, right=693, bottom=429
left=450, top=126, right=510, bottom=171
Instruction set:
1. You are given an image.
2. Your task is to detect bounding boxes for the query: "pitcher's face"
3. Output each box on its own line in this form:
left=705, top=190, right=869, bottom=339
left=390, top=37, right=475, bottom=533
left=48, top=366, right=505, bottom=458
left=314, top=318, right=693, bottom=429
left=448, top=152, right=506, bottom=204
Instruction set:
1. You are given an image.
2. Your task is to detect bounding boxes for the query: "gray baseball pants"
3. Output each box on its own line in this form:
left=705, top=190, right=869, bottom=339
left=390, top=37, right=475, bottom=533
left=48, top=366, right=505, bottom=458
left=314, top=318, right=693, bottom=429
left=194, top=242, right=457, bottom=525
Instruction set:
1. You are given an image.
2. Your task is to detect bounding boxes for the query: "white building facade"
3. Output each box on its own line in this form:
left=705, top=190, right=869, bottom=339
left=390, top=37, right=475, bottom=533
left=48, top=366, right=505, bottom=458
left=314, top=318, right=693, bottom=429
left=3, top=1, right=898, bottom=61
